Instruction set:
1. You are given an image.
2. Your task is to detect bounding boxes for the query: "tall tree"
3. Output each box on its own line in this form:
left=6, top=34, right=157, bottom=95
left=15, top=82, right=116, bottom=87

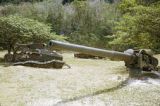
left=111, top=0, right=160, bottom=51
left=0, top=15, right=65, bottom=53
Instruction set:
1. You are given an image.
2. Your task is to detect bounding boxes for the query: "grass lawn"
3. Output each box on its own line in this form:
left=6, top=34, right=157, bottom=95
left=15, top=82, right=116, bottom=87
left=0, top=51, right=160, bottom=106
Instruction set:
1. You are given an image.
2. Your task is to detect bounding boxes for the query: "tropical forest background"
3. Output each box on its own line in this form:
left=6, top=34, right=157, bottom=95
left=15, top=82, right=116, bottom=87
left=0, top=0, right=159, bottom=53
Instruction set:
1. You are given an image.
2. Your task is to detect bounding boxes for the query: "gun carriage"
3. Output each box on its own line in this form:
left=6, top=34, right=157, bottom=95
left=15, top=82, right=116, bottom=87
left=48, top=40, right=159, bottom=77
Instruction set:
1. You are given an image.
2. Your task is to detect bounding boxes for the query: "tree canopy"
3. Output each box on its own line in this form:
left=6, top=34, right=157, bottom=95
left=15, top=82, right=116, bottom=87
left=110, top=0, right=160, bottom=52
left=0, top=0, right=43, bottom=4
left=0, top=0, right=159, bottom=52
left=0, top=15, right=65, bottom=53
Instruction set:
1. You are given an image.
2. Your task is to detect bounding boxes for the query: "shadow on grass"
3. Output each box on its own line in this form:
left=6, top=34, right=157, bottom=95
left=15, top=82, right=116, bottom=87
left=55, top=72, right=160, bottom=105
left=141, top=72, right=160, bottom=79
left=0, top=57, right=4, bottom=62
left=55, top=78, right=129, bottom=106
left=0, top=57, right=11, bottom=67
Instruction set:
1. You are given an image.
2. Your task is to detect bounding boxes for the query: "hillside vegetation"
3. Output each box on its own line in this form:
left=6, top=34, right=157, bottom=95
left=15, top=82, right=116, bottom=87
left=0, top=0, right=159, bottom=52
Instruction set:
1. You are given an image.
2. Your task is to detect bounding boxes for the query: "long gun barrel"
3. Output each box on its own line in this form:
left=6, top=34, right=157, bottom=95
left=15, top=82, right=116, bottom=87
left=48, top=40, right=133, bottom=62
left=48, top=40, right=159, bottom=77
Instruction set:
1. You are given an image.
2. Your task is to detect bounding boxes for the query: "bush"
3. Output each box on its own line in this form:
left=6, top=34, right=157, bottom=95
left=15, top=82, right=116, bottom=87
left=0, top=0, right=43, bottom=4
left=0, top=0, right=120, bottom=48
left=111, top=0, right=160, bottom=52
left=0, top=15, right=66, bottom=53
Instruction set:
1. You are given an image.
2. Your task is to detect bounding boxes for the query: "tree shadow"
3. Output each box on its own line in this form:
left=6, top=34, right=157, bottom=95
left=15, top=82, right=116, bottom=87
left=0, top=57, right=4, bottom=63
left=0, top=57, right=6, bottom=66
left=55, top=72, right=160, bottom=106
left=141, top=72, right=160, bottom=79
left=0, top=57, right=11, bottom=67
left=55, top=78, right=129, bottom=106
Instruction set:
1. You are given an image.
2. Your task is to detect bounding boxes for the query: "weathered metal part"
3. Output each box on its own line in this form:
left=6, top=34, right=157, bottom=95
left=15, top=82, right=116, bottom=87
left=48, top=40, right=159, bottom=78
left=15, top=43, right=46, bottom=50
left=13, top=60, right=65, bottom=69
left=27, top=50, right=63, bottom=62
left=4, top=43, right=65, bottom=69
left=12, top=50, right=63, bottom=62
left=48, top=40, right=134, bottom=62
left=13, top=43, right=63, bottom=62
left=74, top=53, right=104, bottom=59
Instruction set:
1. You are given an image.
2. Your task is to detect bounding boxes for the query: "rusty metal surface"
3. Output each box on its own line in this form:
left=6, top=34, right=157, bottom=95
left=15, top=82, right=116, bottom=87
left=4, top=43, right=65, bottom=68
left=49, top=40, right=134, bottom=62
left=48, top=40, right=159, bottom=78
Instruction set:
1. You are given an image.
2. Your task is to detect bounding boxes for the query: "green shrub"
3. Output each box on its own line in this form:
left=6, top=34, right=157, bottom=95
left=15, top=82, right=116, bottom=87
left=0, top=15, right=66, bottom=53
left=111, top=0, right=160, bottom=52
left=0, top=0, right=119, bottom=49
left=0, top=0, right=43, bottom=4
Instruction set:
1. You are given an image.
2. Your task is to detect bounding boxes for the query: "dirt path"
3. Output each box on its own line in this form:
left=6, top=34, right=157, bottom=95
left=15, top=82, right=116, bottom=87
left=0, top=52, right=160, bottom=106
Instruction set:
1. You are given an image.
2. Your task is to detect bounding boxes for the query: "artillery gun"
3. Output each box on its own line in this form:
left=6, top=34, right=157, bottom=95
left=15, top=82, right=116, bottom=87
left=48, top=40, right=159, bottom=77
left=4, top=43, right=68, bottom=69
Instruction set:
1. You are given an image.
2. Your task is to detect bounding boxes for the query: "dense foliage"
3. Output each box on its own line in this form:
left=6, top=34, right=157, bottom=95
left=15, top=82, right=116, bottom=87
left=47, top=1, right=119, bottom=48
left=0, top=0, right=43, bottom=4
left=110, top=0, right=160, bottom=52
left=0, top=15, right=65, bottom=53
left=0, top=0, right=118, bottom=48
left=0, top=0, right=159, bottom=52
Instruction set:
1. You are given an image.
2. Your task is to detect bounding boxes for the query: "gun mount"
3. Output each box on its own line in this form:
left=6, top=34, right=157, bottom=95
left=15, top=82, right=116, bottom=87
left=48, top=40, right=159, bottom=77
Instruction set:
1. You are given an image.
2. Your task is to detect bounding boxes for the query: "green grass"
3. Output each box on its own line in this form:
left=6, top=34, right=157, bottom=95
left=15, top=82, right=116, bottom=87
left=0, top=51, right=160, bottom=106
